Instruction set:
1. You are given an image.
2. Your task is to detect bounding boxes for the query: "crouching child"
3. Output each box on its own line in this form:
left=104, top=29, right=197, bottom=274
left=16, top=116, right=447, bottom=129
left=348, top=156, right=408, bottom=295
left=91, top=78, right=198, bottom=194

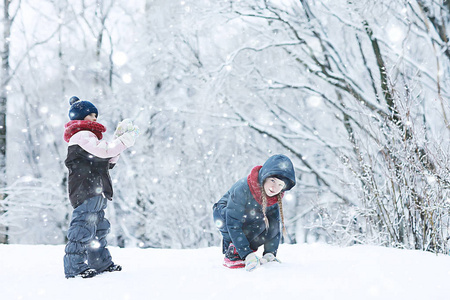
left=213, top=154, right=296, bottom=271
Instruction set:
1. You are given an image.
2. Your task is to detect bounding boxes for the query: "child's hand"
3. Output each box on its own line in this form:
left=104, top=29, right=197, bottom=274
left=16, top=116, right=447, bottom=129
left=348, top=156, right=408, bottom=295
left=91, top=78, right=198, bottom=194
left=244, top=253, right=260, bottom=272
left=114, top=120, right=126, bottom=138
left=118, top=132, right=136, bottom=148
left=114, top=119, right=137, bottom=138
left=129, top=125, right=140, bottom=138
left=260, top=253, right=281, bottom=264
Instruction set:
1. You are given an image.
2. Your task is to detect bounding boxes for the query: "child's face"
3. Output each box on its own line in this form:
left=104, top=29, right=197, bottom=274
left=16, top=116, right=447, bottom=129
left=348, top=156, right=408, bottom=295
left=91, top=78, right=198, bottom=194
left=263, top=177, right=285, bottom=197
left=84, top=113, right=97, bottom=122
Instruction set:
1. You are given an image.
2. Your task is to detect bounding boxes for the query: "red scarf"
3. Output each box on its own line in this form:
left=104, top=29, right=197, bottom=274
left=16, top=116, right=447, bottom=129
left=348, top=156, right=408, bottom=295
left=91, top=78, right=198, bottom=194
left=64, top=120, right=106, bottom=142
left=247, top=166, right=282, bottom=207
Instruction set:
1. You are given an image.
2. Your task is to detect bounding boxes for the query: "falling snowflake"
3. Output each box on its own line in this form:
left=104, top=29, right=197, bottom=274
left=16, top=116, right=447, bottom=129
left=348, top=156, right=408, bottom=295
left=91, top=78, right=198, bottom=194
left=112, top=51, right=128, bottom=66
left=278, top=161, right=289, bottom=170
left=387, top=26, right=403, bottom=43
left=215, top=220, right=223, bottom=228
left=90, top=240, right=101, bottom=249
left=426, top=176, right=436, bottom=184
left=122, top=73, right=132, bottom=83
left=284, top=193, right=294, bottom=202
left=307, top=95, right=322, bottom=107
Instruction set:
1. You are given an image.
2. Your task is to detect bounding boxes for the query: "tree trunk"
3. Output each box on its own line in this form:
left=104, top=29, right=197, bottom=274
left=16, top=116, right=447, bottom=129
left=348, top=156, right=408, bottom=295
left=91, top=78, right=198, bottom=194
left=0, top=0, right=11, bottom=244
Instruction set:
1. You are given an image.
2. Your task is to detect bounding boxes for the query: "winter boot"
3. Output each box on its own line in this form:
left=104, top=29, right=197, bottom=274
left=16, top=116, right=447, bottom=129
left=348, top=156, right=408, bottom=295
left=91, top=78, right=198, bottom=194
left=102, top=263, right=122, bottom=273
left=66, top=268, right=97, bottom=279
left=223, top=243, right=245, bottom=269
left=80, top=268, right=98, bottom=278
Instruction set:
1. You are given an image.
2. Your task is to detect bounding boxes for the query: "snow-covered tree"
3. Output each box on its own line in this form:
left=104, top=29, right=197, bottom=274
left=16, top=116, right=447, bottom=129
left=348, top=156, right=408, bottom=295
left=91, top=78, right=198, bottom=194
left=1, top=0, right=450, bottom=254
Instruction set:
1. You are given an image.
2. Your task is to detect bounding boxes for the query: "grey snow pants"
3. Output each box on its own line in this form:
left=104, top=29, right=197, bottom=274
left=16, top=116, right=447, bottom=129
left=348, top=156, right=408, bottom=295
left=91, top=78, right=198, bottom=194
left=64, top=195, right=113, bottom=278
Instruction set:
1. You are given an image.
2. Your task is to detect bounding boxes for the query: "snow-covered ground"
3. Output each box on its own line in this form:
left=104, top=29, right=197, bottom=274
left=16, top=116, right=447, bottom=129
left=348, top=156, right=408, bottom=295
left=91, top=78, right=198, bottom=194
left=1, top=243, right=450, bottom=300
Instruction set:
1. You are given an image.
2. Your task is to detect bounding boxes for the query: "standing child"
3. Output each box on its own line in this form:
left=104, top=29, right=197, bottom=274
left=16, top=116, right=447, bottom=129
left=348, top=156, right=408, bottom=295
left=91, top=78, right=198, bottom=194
left=63, top=96, right=138, bottom=278
left=213, top=154, right=296, bottom=271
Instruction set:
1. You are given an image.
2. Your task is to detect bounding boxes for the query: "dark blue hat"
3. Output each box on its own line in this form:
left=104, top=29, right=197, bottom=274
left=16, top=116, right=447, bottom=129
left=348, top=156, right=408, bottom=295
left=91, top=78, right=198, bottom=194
left=68, top=96, right=98, bottom=120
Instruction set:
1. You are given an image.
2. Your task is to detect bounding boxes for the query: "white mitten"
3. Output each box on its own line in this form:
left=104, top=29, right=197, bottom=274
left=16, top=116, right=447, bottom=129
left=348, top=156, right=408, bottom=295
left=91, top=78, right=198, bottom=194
left=114, top=118, right=134, bottom=138
left=260, top=253, right=281, bottom=264
left=245, top=252, right=260, bottom=272
left=130, top=124, right=140, bottom=138
left=118, top=132, right=136, bottom=147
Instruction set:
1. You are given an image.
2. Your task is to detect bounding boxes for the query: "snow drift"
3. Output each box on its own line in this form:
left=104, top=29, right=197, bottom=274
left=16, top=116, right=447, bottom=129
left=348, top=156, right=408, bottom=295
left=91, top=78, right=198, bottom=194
left=2, top=243, right=450, bottom=299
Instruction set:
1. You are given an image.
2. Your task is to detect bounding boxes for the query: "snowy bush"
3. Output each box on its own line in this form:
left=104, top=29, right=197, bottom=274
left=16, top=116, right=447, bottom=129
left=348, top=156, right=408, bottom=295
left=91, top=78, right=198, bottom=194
left=1, top=0, right=450, bottom=254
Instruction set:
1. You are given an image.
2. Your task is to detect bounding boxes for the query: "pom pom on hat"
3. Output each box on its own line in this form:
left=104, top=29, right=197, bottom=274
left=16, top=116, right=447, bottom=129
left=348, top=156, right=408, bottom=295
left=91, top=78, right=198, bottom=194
left=68, top=96, right=98, bottom=120
left=69, top=96, right=80, bottom=105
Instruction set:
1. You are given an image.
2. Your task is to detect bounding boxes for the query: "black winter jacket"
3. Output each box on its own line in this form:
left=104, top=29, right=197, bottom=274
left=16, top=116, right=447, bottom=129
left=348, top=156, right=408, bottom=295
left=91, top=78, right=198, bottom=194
left=65, top=145, right=115, bottom=208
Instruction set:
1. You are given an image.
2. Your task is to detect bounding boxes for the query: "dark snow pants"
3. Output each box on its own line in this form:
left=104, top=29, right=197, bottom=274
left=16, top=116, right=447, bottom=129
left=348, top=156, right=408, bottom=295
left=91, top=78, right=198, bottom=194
left=213, top=203, right=279, bottom=257
left=64, top=195, right=113, bottom=278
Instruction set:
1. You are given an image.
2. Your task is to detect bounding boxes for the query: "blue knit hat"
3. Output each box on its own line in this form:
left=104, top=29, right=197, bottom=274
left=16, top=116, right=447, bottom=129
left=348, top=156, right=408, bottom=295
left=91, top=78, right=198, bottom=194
left=68, top=96, right=98, bottom=120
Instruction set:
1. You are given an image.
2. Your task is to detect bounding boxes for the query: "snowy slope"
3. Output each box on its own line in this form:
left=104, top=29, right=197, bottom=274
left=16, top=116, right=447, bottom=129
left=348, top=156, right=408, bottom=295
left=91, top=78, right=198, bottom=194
left=1, top=243, right=450, bottom=300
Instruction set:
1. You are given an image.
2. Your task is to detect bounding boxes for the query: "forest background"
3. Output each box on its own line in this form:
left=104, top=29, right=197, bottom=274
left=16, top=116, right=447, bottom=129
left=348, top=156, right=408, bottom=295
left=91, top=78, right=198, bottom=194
left=1, top=0, right=450, bottom=254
